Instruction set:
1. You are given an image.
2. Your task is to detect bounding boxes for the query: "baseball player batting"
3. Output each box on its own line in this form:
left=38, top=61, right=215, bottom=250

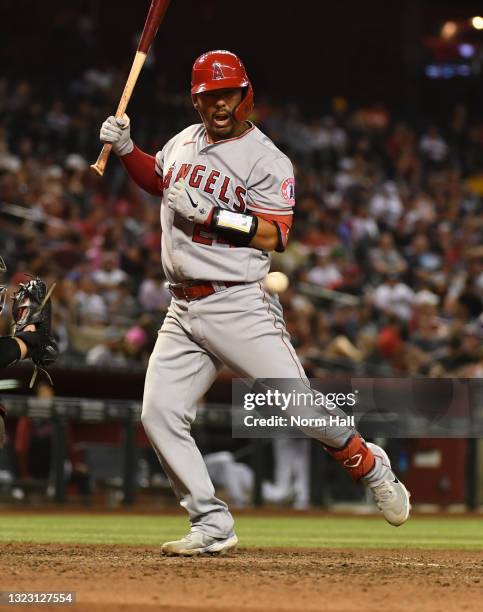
left=99, top=50, right=411, bottom=556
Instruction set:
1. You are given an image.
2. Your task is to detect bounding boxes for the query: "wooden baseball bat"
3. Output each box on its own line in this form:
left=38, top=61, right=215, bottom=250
left=90, top=0, right=171, bottom=176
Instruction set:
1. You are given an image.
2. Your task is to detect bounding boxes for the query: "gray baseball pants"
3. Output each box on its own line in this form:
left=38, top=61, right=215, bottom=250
left=141, top=282, right=391, bottom=538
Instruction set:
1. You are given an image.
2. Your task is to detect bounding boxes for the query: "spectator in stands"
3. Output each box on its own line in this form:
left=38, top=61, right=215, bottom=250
left=372, top=274, right=415, bottom=321
left=405, top=233, right=442, bottom=289
left=369, top=181, right=403, bottom=228
left=138, top=269, right=171, bottom=313
left=73, top=275, right=107, bottom=325
left=420, top=125, right=449, bottom=167
left=369, top=232, right=408, bottom=280
left=85, top=327, right=127, bottom=367
left=306, top=250, right=343, bottom=288
left=91, top=251, right=128, bottom=304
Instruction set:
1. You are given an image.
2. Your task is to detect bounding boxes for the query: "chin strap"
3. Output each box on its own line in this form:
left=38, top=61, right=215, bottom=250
left=234, top=82, right=254, bottom=122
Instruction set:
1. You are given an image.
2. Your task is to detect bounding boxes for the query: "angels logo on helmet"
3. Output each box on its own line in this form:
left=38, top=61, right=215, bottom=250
left=212, top=62, right=224, bottom=80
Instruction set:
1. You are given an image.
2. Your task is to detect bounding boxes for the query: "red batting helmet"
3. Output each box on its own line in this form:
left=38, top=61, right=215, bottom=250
left=191, top=50, right=254, bottom=122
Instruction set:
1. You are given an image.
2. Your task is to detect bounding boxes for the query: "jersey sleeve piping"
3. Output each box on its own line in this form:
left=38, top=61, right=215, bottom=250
left=246, top=202, right=294, bottom=215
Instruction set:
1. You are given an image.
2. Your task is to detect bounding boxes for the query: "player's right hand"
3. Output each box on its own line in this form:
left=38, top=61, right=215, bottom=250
left=100, top=115, right=134, bottom=156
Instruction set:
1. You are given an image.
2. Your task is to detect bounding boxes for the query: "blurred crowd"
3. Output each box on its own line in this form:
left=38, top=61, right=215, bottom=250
left=0, top=62, right=482, bottom=377
left=270, top=100, right=483, bottom=377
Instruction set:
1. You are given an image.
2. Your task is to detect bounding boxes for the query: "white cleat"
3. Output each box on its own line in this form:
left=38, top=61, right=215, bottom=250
left=366, top=444, right=411, bottom=526
left=161, top=531, right=238, bottom=557
left=370, top=478, right=411, bottom=526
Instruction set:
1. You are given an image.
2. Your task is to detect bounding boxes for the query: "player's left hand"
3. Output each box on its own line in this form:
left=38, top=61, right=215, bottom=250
left=167, top=179, right=214, bottom=226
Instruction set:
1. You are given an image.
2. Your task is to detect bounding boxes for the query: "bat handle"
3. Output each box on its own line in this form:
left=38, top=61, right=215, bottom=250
left=90, top=143, right=113, bottom=177
left=90, top=50, right=147, bottom=177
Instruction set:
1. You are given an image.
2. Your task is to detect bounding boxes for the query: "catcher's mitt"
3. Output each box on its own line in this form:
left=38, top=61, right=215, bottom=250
left=12, top=278, right=58, bottom=384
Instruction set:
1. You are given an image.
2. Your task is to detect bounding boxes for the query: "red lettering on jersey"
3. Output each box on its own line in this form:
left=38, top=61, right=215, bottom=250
left=192, top=224, right=215, bottom=245
left=189, top=165, right=206, bottom=188
left=163, top=164, right=175, bottom=190
left=175, top=163, right=192, bottom=183
left=234, top=186, right=246, bottom=212
left=192, top=225, right=236, bottom=248
left=219, top=176, right=231, bottom=204
left=204, top=170, right=220, bottom=194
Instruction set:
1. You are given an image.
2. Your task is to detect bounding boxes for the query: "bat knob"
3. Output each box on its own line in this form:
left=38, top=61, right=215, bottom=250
left=90, top=163, right=105, bottom=177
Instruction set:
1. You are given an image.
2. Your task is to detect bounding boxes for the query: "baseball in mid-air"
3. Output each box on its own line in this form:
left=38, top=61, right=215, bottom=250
left=263, top=271, right=289, bottom=294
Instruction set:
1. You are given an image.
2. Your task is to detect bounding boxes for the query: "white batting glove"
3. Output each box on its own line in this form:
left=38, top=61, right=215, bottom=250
left=167, top=179, right=214, bottom=226
left=99, top=115, right=134, bottom=156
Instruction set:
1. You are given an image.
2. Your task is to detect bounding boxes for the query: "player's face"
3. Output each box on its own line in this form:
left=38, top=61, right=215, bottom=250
left=194, top=88, right=244, bottom=141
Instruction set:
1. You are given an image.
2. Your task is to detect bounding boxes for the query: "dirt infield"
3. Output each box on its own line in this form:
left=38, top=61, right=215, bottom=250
left=1, top=544, right=482, bottom=612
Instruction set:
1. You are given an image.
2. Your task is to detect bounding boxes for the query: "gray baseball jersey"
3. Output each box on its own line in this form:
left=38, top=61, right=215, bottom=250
left=154, top=122, right=295, bottom=283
